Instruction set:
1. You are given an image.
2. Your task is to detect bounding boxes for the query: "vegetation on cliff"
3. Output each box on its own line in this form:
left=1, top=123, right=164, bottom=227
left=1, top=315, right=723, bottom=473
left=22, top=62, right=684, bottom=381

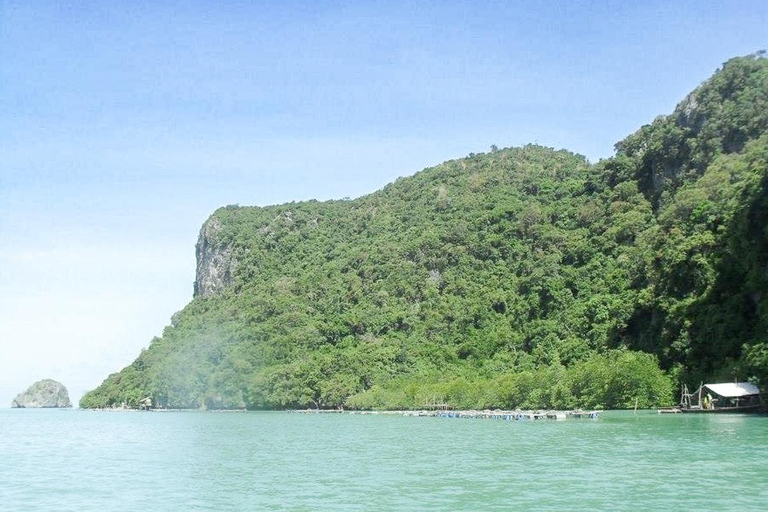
left=12, top=379, right=72, bottom=408
left=81, top=53, right=768, bottom=410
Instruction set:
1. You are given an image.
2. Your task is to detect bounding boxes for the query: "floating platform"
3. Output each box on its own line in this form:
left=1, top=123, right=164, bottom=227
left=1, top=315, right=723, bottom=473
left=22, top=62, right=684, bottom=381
left=289, top=408, right=345, bottom=414
left=431, top=409, right=599, bottom=421
left=290, top=408, right=600, bottom=420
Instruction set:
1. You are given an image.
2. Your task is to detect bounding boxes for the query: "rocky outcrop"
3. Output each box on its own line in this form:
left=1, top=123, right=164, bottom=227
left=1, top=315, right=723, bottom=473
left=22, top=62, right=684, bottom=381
left=194, top=216, right=238, bottom=298
left=11, top=379, right=72, bottom=408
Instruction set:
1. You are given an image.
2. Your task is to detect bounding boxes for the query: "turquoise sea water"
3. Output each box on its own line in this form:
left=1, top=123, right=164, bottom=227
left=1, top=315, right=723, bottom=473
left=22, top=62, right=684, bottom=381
left=1, top=409, right=767, bottom=511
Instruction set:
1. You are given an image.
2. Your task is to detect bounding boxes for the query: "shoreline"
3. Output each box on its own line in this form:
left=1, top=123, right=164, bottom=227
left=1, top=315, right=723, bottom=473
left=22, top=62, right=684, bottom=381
left=78, top=407, right=601, bottom=420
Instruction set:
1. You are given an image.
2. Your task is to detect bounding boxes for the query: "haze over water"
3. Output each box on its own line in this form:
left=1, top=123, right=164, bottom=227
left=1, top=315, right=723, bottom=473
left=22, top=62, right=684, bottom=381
left=1, top=410, right=766, bottom=511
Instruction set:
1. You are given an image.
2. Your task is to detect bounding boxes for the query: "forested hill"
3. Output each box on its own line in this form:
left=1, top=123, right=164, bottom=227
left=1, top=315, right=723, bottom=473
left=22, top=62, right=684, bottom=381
left=81, top=53, right=768, bottom=410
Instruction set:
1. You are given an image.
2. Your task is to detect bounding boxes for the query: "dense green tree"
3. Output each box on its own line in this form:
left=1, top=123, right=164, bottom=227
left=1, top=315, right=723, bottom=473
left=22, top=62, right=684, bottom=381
left=82, top=54, right=768, bottom=410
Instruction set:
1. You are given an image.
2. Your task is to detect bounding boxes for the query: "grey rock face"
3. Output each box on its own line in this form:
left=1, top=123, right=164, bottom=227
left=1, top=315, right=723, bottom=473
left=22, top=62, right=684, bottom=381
left=194, top=217, right=237, bottom=298
left=11, top=379, right=72, bottom=408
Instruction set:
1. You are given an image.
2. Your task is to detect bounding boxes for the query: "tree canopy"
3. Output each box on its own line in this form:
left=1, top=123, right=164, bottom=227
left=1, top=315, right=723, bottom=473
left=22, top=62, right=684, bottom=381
left=81, top=54, right=768, bottom=410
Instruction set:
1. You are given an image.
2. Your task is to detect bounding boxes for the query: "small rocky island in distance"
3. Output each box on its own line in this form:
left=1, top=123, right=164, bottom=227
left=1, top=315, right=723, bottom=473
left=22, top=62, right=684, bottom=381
left=11, top=379, right=72, bottom=408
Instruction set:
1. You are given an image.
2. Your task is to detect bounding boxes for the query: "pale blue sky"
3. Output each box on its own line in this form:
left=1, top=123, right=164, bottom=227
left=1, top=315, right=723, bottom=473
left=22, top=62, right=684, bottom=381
left=1, top=1, right=767, bottom=405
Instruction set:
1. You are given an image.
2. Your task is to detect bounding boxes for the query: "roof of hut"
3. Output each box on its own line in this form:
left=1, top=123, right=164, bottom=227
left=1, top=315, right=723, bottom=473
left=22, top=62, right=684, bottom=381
left=704, top=382, right=760, bottom=398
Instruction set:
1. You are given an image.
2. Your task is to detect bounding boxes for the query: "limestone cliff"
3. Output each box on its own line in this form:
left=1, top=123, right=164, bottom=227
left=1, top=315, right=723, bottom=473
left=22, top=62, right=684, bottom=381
left=194, top=216, right=237, bottom=298
left=11, top=379, right=72, bottom=408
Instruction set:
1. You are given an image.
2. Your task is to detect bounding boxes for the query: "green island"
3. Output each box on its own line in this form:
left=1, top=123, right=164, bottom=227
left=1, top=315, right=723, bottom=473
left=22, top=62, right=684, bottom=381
left=81, top=53, right=768, bottom=411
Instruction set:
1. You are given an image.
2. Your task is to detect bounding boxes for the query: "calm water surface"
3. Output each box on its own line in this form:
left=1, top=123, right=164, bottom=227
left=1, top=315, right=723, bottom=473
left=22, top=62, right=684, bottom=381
left=1, top=409, right=766, bottom=511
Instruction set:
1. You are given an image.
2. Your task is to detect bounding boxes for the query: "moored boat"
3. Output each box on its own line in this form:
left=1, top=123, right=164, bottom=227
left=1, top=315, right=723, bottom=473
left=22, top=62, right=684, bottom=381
left=678, top=382, right=763, bottom=413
